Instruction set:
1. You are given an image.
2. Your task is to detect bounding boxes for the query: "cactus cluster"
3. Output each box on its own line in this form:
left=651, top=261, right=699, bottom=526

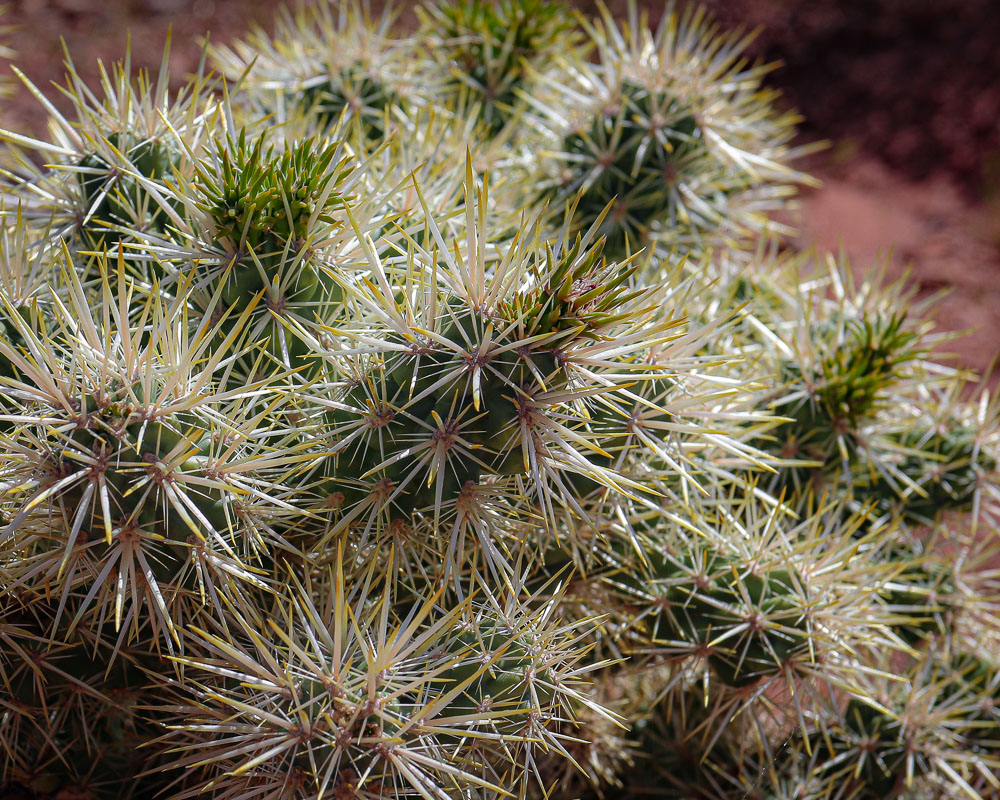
left=1, top=2, right=999, bottom=799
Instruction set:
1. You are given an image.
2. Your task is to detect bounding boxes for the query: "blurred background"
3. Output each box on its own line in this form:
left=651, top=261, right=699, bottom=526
left=2, top=0, right=998, bottom=376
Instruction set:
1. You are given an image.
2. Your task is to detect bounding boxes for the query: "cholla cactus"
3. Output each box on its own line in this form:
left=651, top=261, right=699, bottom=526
left=0, top=44, right=216, bottom=256
left=211, top=1, right=408, bottom=139
left=158, top=550, right=611, bottom=799
left=1, top=3, right=998, bottom=800
left=526, top=3, right=813, bottom=256
left=0, top=260, right=309, bottom=656
left=417, top=0, right=577, bottom=136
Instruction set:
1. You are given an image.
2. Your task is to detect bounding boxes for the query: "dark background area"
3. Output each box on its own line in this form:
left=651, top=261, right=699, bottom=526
left=701, top=0, right=1000, bottom=195
left=2, top=0, right=998, bottom=375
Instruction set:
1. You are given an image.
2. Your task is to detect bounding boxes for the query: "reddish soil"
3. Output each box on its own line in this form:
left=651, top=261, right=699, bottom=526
left=2, top=0, right=998, bottom=378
